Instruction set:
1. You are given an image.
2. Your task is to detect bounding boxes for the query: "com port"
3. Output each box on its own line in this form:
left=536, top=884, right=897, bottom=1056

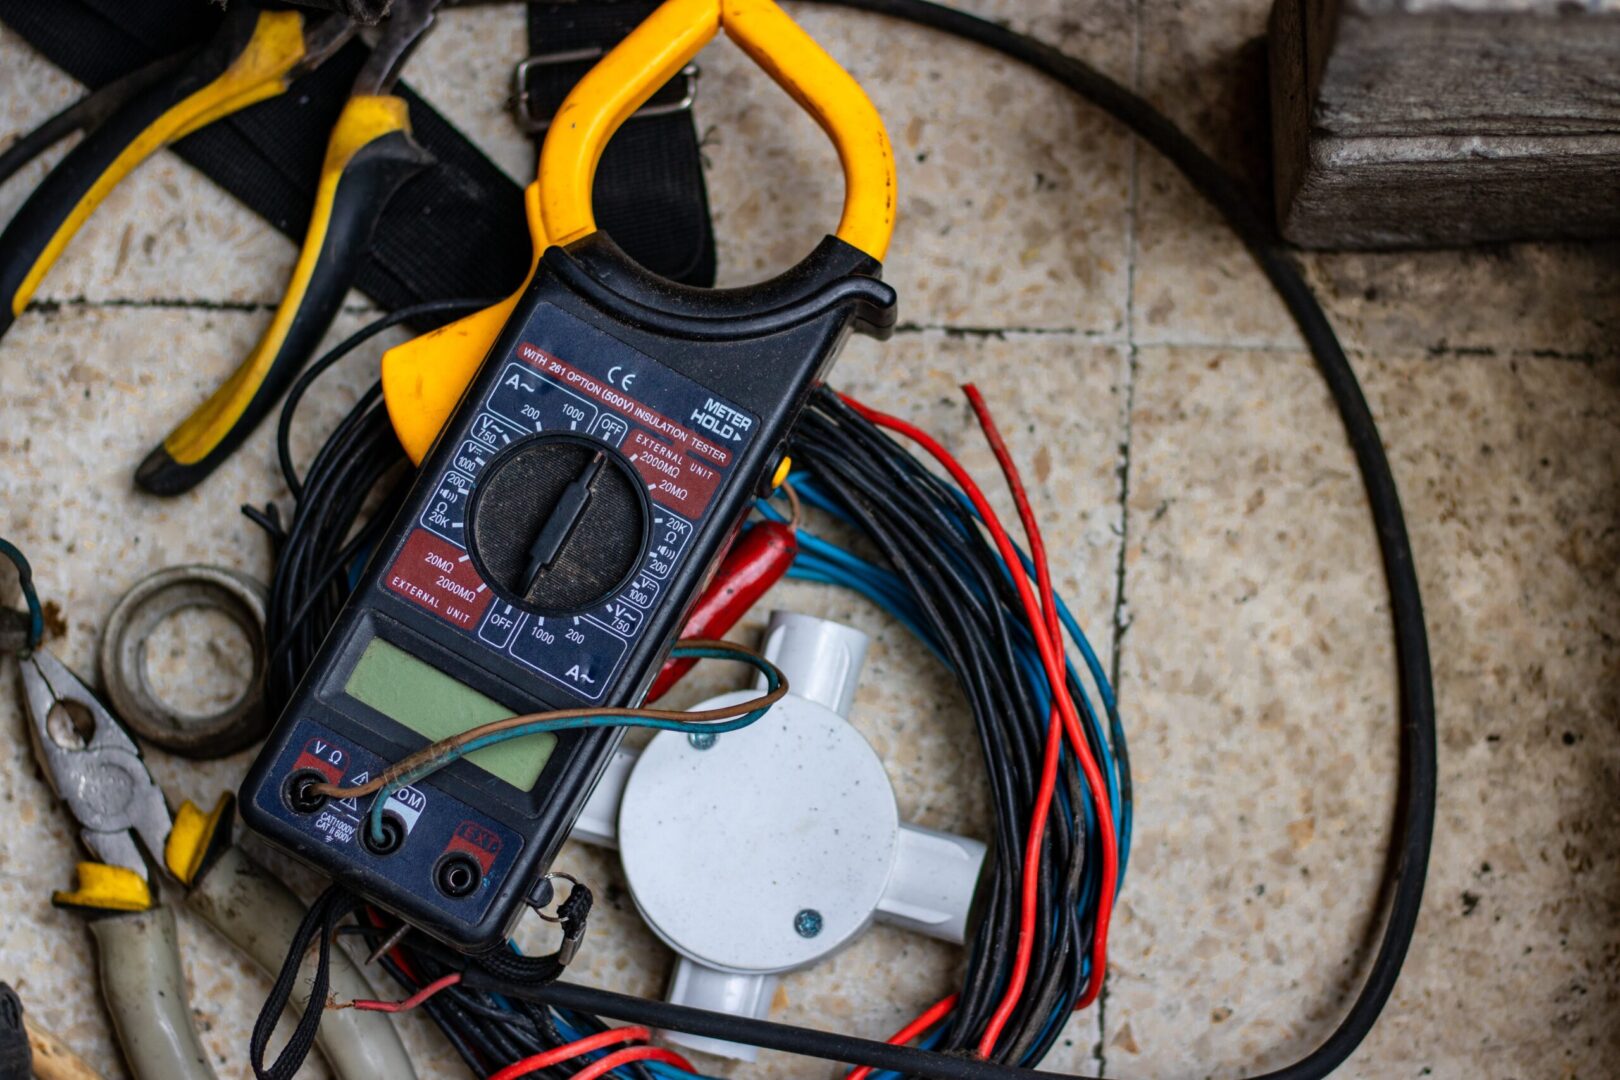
left=435, top=854, right=482, bottom=898
left=284, top=770, right=329, bottom=814
left=361, top=812, right=406, bottom=856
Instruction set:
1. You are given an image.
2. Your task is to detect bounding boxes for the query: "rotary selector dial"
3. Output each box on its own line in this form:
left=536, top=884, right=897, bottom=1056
left=466, top=433, right=650, bottom=614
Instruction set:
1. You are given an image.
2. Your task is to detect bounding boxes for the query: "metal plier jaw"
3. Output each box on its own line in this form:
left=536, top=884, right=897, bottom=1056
left=19, top=649, right=172, bottom=910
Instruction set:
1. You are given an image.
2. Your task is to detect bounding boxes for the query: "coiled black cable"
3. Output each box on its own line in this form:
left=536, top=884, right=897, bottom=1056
left=795, top=4, right=1436, bottom=1078
left=788, top=391, right=1106, bottom=1065
left=244, top=298, right=492, bottom=716
left=247, top=1, right=1434, bottom=1075
left=472, top=2, right=1435, bottom=1077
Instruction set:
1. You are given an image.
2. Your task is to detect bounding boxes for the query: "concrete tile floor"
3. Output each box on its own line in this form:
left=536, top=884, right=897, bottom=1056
left=1, top=0, right=1618, bottom=1077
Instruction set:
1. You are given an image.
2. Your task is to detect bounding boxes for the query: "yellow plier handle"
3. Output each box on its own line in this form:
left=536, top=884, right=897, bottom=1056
left=136, top=95, right=431, bottom=494
left=0, top=8, right=338, bottom=339
left=382, top=0, right=897, bottom=463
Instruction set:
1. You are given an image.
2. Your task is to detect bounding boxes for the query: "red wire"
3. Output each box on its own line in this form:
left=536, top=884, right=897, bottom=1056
left=962, top=381, right=1117, bottom=1034
left=350, top=971, right=462, bottom=1013
left=984, top=707, right=1064, bottom=1050
left=847, top=993, right=959, bottom=1080
left=961, top=383, right=1117, bottom=1014
left=484, top=1027, right=657, bottom=1080
left=569, top=1047, right=694, bottom=1080
left=840, top=390, right=1119, bottom=1045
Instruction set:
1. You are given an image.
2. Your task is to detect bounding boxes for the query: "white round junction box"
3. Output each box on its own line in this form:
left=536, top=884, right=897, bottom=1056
left=617, top=684, right=901, bottom=973
left=570, top=612, right=987, bottom=1061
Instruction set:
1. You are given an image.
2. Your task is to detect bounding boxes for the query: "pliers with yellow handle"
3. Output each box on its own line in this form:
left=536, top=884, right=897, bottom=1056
left=0, top=2, right=440, bottom=495
left=380, top=0, right=898, bottom=462
left=0, top=5, right=354, bottom=340
left=15, top=647, right=417, bottom=1080
left=136, top=0, right=441, bottom=495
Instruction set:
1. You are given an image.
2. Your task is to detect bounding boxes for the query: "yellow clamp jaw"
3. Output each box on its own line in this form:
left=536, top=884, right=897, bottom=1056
left=382, top=0, right=896, bottom=464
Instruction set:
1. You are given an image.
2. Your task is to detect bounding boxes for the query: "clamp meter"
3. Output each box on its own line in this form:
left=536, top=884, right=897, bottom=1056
left=240, top=0, right=898, bottom=950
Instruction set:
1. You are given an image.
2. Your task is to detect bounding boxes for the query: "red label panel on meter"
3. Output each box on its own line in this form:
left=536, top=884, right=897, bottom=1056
left=386, top=529, right=495, bottom=630
left=623, top=428, right=721, bottom=520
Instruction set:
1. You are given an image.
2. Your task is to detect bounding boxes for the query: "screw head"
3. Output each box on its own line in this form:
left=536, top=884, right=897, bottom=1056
left=687, top=732, right=717, bottom=751
left=794, top=909, right=823, bottom=938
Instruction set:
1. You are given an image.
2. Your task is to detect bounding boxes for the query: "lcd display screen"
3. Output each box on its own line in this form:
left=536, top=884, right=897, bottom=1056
left=344, top=638, right=555, bottom=790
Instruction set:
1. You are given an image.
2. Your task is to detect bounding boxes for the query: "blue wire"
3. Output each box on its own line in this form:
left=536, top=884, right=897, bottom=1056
left=478, top=471, right=1134, bottom=1075
left=0, top=537, right=45, bottom=652
left=763, top=490, right=1132, bottom=875
left=756, top=472, right=1134, bottom=1068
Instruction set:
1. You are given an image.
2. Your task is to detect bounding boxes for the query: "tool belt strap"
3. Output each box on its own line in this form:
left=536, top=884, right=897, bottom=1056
left=519, top=1, right=717, bottom=286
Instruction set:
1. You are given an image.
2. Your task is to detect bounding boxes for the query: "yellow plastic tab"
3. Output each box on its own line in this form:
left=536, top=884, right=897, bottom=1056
left=540, top=0, right=895, bottom=260
left=12, top=10, right=310, bottom=317
left=162, top=95, right=412, bottom=466
left=165, top=795, right=233, bottom=887
left=52, top=862, right=154, bottom=913
left=770, top=454, right=793, bottom=491
left=383, top=180, right=550, bottom=464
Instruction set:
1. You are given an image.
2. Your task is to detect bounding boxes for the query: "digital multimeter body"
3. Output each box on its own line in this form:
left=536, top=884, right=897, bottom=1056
left=239, top=233, right=895, bottom=949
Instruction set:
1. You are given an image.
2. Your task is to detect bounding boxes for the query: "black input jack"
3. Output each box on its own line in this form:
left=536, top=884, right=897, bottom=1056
left=361, top=812, right=406, bottom=856
left=435, top=854, right=482, bottom=898
left=284, top=770, right=328, bottom=814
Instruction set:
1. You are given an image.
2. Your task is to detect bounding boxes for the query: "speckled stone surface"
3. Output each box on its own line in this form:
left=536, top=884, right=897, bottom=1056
left=2, top=1, right=1618, bottom=1077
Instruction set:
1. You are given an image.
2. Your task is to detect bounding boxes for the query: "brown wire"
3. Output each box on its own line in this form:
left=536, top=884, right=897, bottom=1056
left=309, top=638, right=787, bottom=800
left=781, top=478, right=803, bottom=530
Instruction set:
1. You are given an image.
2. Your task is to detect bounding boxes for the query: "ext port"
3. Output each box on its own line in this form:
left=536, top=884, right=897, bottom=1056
left=284, top=770, right=328, bottom=814
left=435, top=854, right=482, bottom=898
left=362, top=812, right=406, bottom=856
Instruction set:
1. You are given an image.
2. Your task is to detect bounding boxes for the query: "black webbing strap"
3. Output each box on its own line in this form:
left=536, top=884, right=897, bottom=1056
left=0, top=0, right=717, bottom=313
left=521, top=2, right=717, bottom=286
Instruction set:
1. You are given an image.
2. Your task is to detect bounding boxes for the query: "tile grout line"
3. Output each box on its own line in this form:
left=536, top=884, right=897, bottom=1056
left=1096, top=0, right=1148, bottom=1069
left=26, top=299, right=1620, bottom=365
left=24, top=296, right=381, bottom=316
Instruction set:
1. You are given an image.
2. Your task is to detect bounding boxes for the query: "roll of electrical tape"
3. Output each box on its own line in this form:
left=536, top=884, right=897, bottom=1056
left=99, top=565, right=269, bottom=758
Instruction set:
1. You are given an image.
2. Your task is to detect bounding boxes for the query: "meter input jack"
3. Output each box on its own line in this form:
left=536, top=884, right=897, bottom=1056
left=435, top=854, right=482, bottom=898
left=362, top=812, right=407, bottom=856
left=284, top=769, right=330, bottom=814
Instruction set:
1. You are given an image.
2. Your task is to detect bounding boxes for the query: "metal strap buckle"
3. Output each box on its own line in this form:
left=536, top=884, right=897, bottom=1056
left=512, top=48, right=699, bottom=134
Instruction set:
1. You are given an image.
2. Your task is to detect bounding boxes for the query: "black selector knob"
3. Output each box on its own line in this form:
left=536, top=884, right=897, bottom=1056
left=466, top=433, right=650, bottom=614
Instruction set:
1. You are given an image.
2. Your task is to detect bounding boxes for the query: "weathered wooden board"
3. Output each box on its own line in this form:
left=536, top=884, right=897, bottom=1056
left=1269, top=0, right=1620, bottom=247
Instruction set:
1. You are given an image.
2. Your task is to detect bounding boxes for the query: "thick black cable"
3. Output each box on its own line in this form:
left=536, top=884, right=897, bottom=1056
left=830, top=1, right=1437, bottom=1075
left=250, top=885, right=358, bottom=1080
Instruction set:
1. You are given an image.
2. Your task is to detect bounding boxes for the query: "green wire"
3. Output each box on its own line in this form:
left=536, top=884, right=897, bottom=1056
left=365, top=644, right=783, bottom=846
left=0, top=538, right=44, bottom=653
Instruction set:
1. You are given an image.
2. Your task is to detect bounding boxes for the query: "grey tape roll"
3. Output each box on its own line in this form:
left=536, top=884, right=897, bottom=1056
left=99, top=565, right=269, bottom=758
